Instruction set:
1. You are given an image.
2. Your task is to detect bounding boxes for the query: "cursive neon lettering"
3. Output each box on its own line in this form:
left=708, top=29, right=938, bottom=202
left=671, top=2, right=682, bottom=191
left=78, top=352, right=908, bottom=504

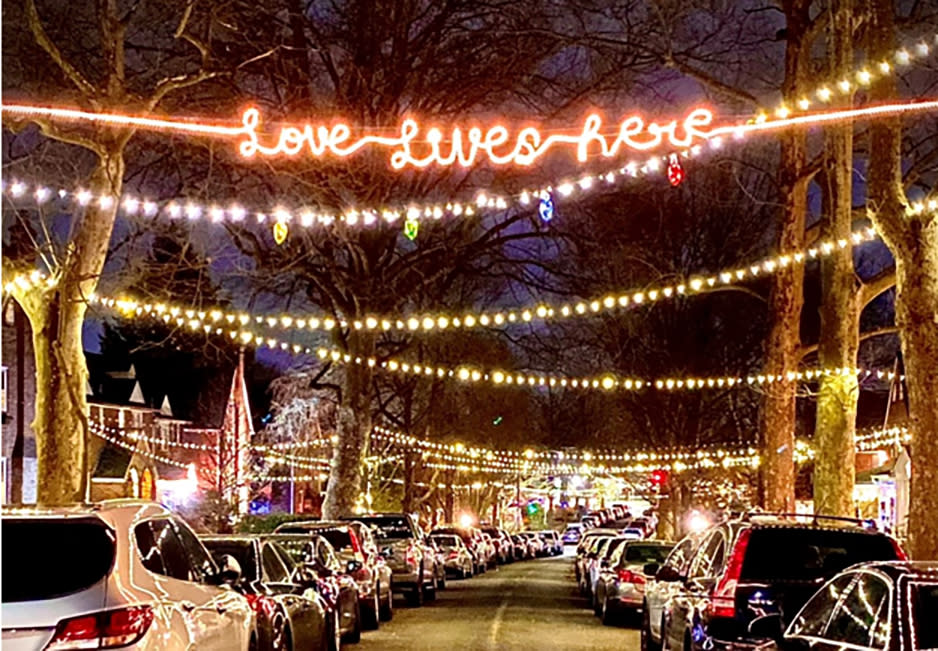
left=238, top=107, right=716, bottom=169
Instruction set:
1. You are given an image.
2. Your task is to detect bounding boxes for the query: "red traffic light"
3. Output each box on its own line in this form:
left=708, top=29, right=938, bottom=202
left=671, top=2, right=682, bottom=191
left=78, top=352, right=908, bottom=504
left=650, top=469, right=669, bottom=486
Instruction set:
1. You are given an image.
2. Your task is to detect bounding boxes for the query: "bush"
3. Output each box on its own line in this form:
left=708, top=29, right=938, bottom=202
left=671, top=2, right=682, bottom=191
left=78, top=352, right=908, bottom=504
left=237, top=513, right=319, bottom=534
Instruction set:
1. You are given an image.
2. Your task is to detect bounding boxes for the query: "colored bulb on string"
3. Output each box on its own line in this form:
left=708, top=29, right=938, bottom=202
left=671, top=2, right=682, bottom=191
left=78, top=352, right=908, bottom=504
left=404, top=218, right=419, bottom=240
left=538, top=194, right=555, bottom=222
left=667, top=154, right=685, bottom=187
left=273, top=221, right=289, bottom=244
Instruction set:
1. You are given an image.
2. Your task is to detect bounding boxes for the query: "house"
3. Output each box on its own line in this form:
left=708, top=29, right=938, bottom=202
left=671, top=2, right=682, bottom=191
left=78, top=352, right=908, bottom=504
left=1, top=303, right=253, bottom=512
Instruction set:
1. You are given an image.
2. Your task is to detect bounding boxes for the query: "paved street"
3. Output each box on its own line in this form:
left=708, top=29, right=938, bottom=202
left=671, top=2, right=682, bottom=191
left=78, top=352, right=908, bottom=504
left=356, top=552, right=640, bottom=650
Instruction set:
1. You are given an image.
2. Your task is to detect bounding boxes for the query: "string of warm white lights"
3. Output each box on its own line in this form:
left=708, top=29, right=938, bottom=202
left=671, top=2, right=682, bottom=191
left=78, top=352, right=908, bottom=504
left=317, top=345, right=900, bottom=393
left=856, top=426, right=910, bottom=451
left=753, top=32, right=938, bottom=120
left=120, top=429, right=216, bottom=452
left=89, top=421, right=191, bottom=469
left=72, top=226, right=878, bottom=337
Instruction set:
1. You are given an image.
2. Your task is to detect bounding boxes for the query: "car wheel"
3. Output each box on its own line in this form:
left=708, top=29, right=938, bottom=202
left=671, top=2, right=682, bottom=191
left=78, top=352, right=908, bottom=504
left=271, top=612, right=289, bottom=650
left=362, top=587, right=380, bottom=631
left=407, top=584, right=424, bottom=607
left=343, top=601, right=361, bottom=644
left=379, top=584, right=394, bottom=622
left=601, top=597, right=618, bottom=627
left=641, top=605, right=660, bottom=651
left=327, top=613, right=341, bottom=651
left=249, top=633, right=258, bottom=651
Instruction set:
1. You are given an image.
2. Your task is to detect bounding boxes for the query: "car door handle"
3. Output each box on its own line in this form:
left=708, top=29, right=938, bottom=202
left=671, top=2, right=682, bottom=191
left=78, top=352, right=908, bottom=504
left=181, top=601, right=196, bottom=612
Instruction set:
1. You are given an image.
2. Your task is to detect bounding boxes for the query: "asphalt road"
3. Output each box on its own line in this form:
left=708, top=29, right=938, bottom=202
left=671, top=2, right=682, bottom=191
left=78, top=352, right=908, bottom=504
left=354, top=551, right=641, bottom=650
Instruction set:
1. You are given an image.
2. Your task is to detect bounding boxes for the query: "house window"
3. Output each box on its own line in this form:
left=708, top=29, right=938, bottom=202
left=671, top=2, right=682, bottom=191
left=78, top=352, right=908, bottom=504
left=1, top=366, right=8, bottom=415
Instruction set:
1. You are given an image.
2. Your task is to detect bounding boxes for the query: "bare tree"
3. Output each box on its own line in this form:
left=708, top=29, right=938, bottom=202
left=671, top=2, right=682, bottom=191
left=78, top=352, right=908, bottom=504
left=1, top=0, right=232, bottom=504
left=867, top=0, right=938, bottom=559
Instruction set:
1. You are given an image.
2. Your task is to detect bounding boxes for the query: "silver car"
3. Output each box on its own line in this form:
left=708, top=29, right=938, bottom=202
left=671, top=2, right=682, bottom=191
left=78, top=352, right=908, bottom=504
left=2, top=500, right=255, bottom=651
left=430, top=534, right=475, bottom=578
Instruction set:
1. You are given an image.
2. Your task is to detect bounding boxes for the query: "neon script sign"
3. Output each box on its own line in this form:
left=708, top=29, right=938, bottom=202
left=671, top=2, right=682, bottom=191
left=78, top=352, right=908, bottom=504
left=237, top=107, right=715, bottom=169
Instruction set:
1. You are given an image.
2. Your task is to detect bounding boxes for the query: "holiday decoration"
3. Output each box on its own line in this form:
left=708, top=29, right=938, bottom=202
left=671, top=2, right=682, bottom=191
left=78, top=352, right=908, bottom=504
left=667, top=153, right=685, bottom=186
left=74, top=226, right=878, bottom=337
left=272, top=220, right=289, bottom=244
left=538, top=194, right=555, bottom=222
left=404, top=217, right=419, bottom=240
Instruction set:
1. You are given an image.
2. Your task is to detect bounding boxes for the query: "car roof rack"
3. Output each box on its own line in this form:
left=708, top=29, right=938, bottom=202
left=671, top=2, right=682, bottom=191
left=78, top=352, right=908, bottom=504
left=740, top=511, right=877, bottom=530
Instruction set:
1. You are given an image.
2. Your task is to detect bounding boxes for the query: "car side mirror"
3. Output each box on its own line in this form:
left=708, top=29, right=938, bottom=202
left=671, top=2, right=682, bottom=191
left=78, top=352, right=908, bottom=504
left=748, top=614, right=784, bottom=641
left=655, top=565, right=683, bottom=582
left=215, top=554, right=242, bottom=586
left=643, top=562, right=660, bottom=577
left=347, top=560, right=363, bottom=574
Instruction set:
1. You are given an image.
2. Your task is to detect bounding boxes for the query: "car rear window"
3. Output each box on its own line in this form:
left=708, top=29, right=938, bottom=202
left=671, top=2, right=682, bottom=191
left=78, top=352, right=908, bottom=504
left=202, top=540, right=257, bottom=582
left=314, top=529, right=353, bottom=552
left=911, top=583, right=938, bottom=649
left=623, top=544, right=673, bottom=565
left=433, top=535, right=459, bottom=547
left=740, top=528, right=899, bottom=582
left=3, top=518, right=115, bottom=602
left=349, top=516, right=413, bottom=540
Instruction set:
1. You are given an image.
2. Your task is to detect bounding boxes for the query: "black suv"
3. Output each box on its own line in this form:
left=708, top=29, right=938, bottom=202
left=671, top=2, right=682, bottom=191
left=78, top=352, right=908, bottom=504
left=655, top=513, right=906, bottom=651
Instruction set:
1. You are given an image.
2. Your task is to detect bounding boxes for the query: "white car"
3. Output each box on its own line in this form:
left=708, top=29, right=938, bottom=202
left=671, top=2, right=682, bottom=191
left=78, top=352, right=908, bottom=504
left=640, top=535, right=699, bottom=651
left=2, top=500, right=256, bottom=651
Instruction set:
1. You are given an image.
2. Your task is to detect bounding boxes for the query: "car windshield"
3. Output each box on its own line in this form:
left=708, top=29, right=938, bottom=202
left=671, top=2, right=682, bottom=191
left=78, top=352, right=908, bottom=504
left=313, top=528, right=354, bottom=553
left=740, top=529, right=901, bottom=582
left=202, top=540, right=257, bottom=582
left=2, top=517, right=116, bottom=602
left=911, top=582, right=938, bottom=648
left=272, top=537, right=314, bottom=565
left=433, top=535, right=460, bottom=547
left=622, top=544, right=673, bottom=565
left=351, top=516, right=414, bottom=540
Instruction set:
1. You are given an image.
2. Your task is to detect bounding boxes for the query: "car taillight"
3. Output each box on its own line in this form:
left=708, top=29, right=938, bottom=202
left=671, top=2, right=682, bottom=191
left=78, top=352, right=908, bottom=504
left=405, top=545, right=417, bottom=567
left=245, top=594, right=277, bottom=618
left=711, top=529, right=751, bottom=618
left=889, top=537, right=908, bottom=561
left=617, top=569, right=646, bottom=585
left=45, top=606, right=154, bottom=650
left=448, top=550, right=460, bottom=559
left=349, top=531, right=362, bottom=555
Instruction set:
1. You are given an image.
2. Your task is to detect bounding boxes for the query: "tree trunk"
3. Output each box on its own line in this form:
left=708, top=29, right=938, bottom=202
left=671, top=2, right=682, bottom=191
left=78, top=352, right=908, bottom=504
left=867, top=0, right=938, bottom=558
left=18, top=155, right=124, bottom=505
left=759, top=2, right=811, bottom=511
left=322, top=331, right=375, bottom=518
left=10, top=302, right=27, bottom=503
left=813, top=0, right=858, bottom=517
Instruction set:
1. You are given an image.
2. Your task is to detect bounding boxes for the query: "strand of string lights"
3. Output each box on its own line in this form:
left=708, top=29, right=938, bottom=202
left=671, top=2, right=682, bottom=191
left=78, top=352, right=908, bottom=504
left=89, top=421, right=191, bottom=469
left=53, top=225, right=878, bottom=336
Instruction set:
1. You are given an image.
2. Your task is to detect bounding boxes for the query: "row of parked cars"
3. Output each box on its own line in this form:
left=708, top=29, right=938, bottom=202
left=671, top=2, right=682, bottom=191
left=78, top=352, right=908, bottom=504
left=1, top=500, right=562, bottom=651
left=571, top=510, right=938, bottom=651
left=562, top=505, right=657, bottom=545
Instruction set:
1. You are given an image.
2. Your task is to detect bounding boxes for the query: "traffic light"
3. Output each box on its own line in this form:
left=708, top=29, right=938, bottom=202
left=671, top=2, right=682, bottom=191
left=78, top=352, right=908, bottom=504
left=650, top=469, right=669, bottom=488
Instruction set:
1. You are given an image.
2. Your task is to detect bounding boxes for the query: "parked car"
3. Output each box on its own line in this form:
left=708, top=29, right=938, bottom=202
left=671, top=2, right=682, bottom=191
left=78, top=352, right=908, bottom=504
left=575, top=534, right=617, bottom=591
left=519, top=531, right=548, bottom=557
left=424, top=536, right=449, bottom=589
left=585, top=537, right=633, bottom=602
left=430, top=534, right=475, bottom=578
left=268, top=533, right=362, bottom=644
left=657, top=513, right=906, bottom=651
left=274, top=521, right=393, bottom=628
left=479, top=533, right=499, bottom=568
left=753, top=561, right=938, bottom=651
left=562, top=523, right=583, bottom=545
left=431, top=525, right=486, bottom=574
left=201, top=535, right=332, bottom=651
left=594, top=540, right=674, bottom=626
left=538, top=530, right=563, bottom=556
left=1, top=501, right=256, bottom=651
left=342, top=513, right=438, bottom=606
left=641, top=534, right=700, bottom=651
left=621, top=527, right=646, bottom=540
left=574, top=529, right=619, bottom=584
left=511, top=533, right=535, bottom=560
left=479, top=526, right=514, bottom=564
